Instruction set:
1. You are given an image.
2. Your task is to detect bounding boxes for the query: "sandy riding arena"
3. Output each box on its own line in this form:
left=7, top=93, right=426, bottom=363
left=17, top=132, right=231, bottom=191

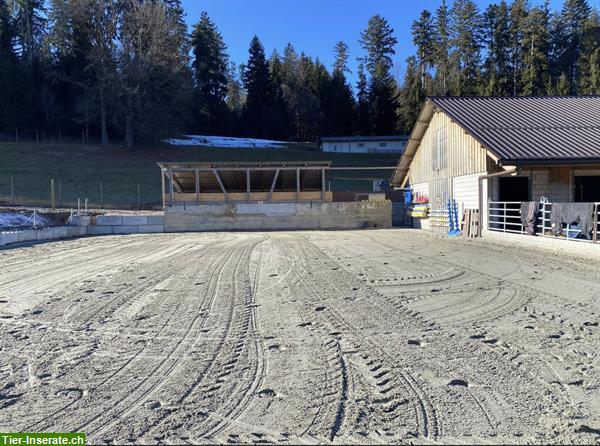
left=1, top=230, right=599, bottom=444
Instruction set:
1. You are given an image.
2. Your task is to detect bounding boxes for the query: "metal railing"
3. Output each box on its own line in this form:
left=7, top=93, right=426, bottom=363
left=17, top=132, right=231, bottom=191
left=488, top=200, right=600, bottom=243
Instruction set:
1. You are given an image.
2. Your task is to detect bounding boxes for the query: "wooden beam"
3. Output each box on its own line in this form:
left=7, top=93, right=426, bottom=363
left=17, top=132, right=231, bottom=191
left=213, top=169, right=228, bottom=201
left=246, top=169, right=250, bottom=201
left=169, top=170, right=174, bottom=205
left=321, top=168, right=325, bottom=201
left=296, top=168, right=300, bottom=201
left=269, top=169, right=280, bottom=201
left=195, top=169, right=200, bottom=204
left=161, top=169, right=166, bottom=209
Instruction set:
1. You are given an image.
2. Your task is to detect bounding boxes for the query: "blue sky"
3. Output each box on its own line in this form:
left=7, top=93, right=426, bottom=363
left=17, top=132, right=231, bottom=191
left=180, top=0, right=580, bottom=85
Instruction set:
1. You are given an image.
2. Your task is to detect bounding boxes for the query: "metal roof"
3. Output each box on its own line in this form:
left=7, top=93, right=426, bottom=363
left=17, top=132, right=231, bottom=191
left=391, top=96, right=600, bottom=186
left=432, top=96, right=600, bottom=162
left=158, top=161, right=330, bottom=170
left=320, top=135, right=409, bottom=143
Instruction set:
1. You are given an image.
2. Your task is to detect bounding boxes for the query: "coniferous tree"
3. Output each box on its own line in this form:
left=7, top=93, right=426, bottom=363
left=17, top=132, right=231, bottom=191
left=0, top=0, right=20, bottom=133
left=242, top=35, right=272, bottom=138
left=326, top=41, right=356, bottom=136
left=359, top=14, right=398, bottom=74
left=508, top=0, right=528, bottom=95
left=368, top=60, right=398, bottom=135
left=558, top=0, right=591, bottom=93
left=360, top=14, right=398, bottom=134
left=578, top=9, right=600, bottom=94
left=333, top=41, right=350, bottom=74
left=398, top=56, right=423, bottom=134
left=521, top=4, right=550, bottom=95
left=433, top=0, right=452, bottom=95
left=480, top=1, right=511, bottom=95
left=450, top=0, right=482, bottom=95
left=355, top=63, right=369, bottom=135
left=412, top=10, right=436, bottom=92
left=191, top=11, right=229, bottom=134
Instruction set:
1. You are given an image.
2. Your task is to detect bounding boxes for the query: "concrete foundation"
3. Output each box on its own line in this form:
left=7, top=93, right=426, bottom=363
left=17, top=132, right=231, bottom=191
left=164, top=201, right=392, bottom=232
left=0, top=226, right=88, bottom=247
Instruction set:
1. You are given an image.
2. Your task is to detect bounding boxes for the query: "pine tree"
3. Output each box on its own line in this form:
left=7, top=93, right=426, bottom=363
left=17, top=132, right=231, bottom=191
left=480, top=1, right=511, bottom=95
left=411, top=10, right=436, bottom=92
left=191, top=11, right=229, bottom=134
left=450, top=0, right=482, bottom=95
left=327, top=41, right=356, bottom=136
left=333, top=41, right=350, bottom=74
left=359, top=14, right=398, bottom=74
left=242, top=35, right=271, bottom=138
left=368, top=60, right=398, bottom=135
left=398, top=56, right=423, bottom=134
left=578, top=8, right=600, bottom=94
left=356, top=63, right=369, bottom=135
left=558, top=0, right=591, bottom=93
left=360, top=14, right=398, bottom=134
left=520, top=4, right=550, bottom=95
left=433, top=0, right=451, bottom=95
left=0, top=0, right=19, bottom=132
left=508, top=0, right=529, bottom=95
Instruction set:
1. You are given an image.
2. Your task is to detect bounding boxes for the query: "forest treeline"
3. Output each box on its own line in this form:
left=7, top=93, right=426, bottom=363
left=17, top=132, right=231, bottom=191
left=0, top=0, right=598, bottom=146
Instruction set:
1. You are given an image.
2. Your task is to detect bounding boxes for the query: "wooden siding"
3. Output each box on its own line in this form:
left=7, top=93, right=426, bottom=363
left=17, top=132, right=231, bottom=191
left=407, top=110, right=488, bottom=208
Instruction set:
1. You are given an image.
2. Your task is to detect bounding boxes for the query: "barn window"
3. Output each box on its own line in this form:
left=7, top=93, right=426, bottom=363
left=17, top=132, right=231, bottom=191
left=432, top=126, right=447, bottom=171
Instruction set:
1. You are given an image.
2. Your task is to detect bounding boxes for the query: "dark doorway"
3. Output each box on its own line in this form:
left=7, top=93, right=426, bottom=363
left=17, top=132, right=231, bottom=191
left=499, top=176, right=530, bottom=202
left=574, top=176, right=600, bottom=202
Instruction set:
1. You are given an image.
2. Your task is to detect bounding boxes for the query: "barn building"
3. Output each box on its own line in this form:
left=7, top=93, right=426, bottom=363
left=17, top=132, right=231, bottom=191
left=391, top=96, right=600, bottom=242
left=320, top=135, right=408, bottom=154
left=159, top=161, right=391, bottom=231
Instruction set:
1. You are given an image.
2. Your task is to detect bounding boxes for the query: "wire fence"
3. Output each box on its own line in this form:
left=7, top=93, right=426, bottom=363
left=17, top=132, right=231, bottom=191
left=0, top=176, right=162, bottom=210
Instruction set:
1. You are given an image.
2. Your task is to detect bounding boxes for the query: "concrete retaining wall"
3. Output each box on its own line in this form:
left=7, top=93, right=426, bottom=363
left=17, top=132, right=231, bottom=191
left=0, top=226, right=88, bottom=247
left=87, top=214, right=165, bottom=235
left=483, top=229, right=600, bottom=258
left=164, top=201, right=392, bottom=232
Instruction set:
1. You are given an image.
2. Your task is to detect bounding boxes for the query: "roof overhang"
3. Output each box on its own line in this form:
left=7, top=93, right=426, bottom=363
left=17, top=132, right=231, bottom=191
left=390, top=100, right=437, bottom=186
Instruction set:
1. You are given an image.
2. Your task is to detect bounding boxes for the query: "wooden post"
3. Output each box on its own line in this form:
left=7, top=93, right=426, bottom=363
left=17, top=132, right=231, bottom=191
left=296, top=168, right=300, bottom=201
left=246, top=169, right=250, bottom=201
left=100, top=181, right=104, bottom=209
left=269, top=169, right=280, bottom=201
left=195, top=169, right=200, bottom=204
left=169, top=170, right=174, bottom=205
left=137, top=183, right=141, bottom=209
left=82, top=128, right=85, bottom=144
left=51, top=179, right=56, bottom=209
left=15, top=127, right=18, bottom=143
left=160, top=168, right=166, bottom=208
left=58, top=179, right=62, bottom=207
left=10, top=177, right=15, bottom=205
left=36, top=129, right=39, bottom=144
left=213, top=169, right=228, bottom=202
left=321, top=168, right=326, bottom=201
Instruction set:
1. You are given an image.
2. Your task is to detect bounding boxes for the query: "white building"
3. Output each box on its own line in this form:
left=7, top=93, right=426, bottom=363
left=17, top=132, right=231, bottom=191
left=320, top=135, right=408, bottom=154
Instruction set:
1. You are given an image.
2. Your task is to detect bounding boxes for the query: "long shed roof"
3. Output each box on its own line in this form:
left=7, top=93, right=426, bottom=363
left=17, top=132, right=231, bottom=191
left=392, top=96, right=600, bottom=186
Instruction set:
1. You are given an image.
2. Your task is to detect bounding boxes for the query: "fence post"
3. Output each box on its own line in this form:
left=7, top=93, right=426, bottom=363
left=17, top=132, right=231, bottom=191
left=594, top=204, right=598, bottom=244
left=100, top=181, right=104, bottom=209
left=50, top=179, right=56, bottom=209
left=36, top=129, right=39, bottom=144
left=58, top=179, right=62, bottom=208
left=10, top=177, right=15, bottom=205
left=15, top=127, right=18, bottom=143
left=137, top=183, right=141, bottom=209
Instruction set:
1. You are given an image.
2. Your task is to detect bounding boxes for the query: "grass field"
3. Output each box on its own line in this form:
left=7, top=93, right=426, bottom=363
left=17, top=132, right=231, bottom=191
left=0, top=141, right=400, bottom=209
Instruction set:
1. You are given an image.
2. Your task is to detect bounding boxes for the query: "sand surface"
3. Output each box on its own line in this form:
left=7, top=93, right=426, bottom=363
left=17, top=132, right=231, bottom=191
left=1, top=229, right=599, bottom=444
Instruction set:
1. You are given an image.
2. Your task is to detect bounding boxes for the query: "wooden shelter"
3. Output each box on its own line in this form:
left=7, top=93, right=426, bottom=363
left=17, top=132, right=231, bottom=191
left=159, top=161, right=332, bottom=207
